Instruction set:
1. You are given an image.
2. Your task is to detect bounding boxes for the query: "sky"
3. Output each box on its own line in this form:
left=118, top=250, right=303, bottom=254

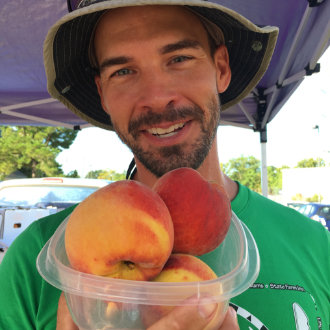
left=57, top=49, right=330, bottom=178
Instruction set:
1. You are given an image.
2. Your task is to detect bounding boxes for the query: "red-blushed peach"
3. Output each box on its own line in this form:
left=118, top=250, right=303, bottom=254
left=152, top=253, right=217, bottom=282
left=140, top=254, right=225, bottom=328
left=65, top=180, right=174, bottom=281
left=153, top=167, right=231, bottom=255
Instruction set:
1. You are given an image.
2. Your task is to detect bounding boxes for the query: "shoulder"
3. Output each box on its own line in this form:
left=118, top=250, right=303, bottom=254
left=237, top=183, right=326, bottom=231
left=1, top=205, right=76, bottom=266
left=232, top=184, right=330, bottom=329
left=233, top=183, right=329, bottom=259
left=0, top=207, right=76, bottom=329
left=34, top=205, right=77, bottom=243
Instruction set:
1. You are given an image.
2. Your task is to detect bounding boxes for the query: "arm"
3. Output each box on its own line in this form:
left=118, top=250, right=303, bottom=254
left=0, top=223, right=44, bottom=329
left=0, top=219, right=62, bottom=329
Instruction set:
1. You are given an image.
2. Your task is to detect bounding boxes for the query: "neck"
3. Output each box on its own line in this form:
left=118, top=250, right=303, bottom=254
left=133, top=138, right=238, bottom=200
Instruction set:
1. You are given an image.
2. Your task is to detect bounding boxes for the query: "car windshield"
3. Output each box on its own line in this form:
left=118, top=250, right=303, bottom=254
left=0, top=186, right=98, bottom=207
left=317, top=206, right=330, bottom=220
left=297, top=204, right=315, bottom=217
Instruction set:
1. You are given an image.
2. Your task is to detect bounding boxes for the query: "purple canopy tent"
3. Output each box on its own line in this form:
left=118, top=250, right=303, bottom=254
left=1, top=0, right=329, bottom=196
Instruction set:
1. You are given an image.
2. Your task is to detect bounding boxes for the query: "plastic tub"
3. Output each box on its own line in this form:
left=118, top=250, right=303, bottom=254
left=37, top=212, right=259, bottom=329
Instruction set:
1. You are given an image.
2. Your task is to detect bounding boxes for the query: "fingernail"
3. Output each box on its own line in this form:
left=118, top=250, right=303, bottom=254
left=198, top=301, right=217, bottom=319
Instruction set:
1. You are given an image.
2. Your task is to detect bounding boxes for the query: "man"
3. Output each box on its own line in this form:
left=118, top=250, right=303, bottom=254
left=0, top=1, right=329, bottom=329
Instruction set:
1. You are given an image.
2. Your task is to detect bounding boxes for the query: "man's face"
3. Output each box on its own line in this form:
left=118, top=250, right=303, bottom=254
left=94, top=5, right=228, bottom=177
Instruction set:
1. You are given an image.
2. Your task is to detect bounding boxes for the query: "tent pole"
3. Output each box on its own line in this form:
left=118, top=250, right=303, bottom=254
left=260, top=128, right=268, bottom=197
left=255, top=89, right=268, bottom=197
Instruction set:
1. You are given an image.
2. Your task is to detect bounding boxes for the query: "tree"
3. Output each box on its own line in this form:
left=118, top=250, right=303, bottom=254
left=222, top=156, right=284, bottom=195
left=85, top=170, right=103, bottom=179
left=222, top=156, right=261, bottom=193
left=85, top=169, right=126, bottom=181
left=267, top=165, right=282, bottom=195
left=66, top=170, right=80, bottom=178
left=306, top=194, right=323, bottom=202
left=296, top=157, right=325, bottom=168
left=0, top=126, right=78, bottom=180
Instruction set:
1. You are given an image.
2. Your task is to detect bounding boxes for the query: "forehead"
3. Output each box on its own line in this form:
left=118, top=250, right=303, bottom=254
left=94, top=5, right=209, bottom=48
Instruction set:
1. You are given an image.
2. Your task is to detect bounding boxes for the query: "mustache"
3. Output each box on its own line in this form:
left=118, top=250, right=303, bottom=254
left=128, top=105, right=204, bottom=135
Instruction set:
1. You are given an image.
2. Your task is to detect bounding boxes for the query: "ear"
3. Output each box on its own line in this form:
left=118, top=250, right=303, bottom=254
left=213, top=45, right=231, bottom=93
left=94, top=75, right=108, bottom=112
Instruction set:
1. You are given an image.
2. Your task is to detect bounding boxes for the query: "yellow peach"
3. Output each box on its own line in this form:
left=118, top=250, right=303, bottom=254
left=65, top=180, right=174, bottom=281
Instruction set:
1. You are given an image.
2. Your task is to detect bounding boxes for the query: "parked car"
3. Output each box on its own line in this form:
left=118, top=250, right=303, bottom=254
left=0, top=177, right=111, bottom=210
left=0, top=177, right=111, bottom=252
left=297, top=203, right=330, bottom=231
left=287, top=202, right=306, bottom=211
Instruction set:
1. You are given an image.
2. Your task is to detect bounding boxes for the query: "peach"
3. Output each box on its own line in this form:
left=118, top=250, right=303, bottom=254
left=152, top=253, right=217, bottom=282
left=153, top=167, right=231, bottom=255
left=65, top=180, right=174, bottom=281
left=140, top=254, right=223, bottom=328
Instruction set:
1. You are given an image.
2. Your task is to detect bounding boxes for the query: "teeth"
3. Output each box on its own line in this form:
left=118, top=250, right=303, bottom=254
left=147, top=123, right=185, bottom=136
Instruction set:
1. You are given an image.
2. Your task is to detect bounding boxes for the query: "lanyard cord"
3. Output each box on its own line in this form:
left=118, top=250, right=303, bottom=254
left=126, top=158, right=137, bottom=180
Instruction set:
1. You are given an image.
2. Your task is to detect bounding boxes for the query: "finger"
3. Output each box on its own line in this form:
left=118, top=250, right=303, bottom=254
left=147, top=298, right=221, bottom=330
left=218, top=307, right=239, bottom=330
left=56, top=292, right=79, bottom=330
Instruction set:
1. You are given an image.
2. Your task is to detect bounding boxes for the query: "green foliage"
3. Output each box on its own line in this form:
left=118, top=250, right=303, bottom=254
left=291, top=193, right=304, bottom=201
left=222, top=156, right=283, bottom=194
left=222, top=156, right=262, bottom=193
left=295, top=158, right=325, bottom=168
left=0, top=126, right=78, bottom=180
left=292, top=193, right=323, bottom=202
left=306, top=194, right=323, bottom=202
left=267, top=165, right=282, bottom=195
left=85, top=169, right=126, bottom=181
left=85, top=170, right=103, bottom=179
left=66, top=170, right=80, bottom=178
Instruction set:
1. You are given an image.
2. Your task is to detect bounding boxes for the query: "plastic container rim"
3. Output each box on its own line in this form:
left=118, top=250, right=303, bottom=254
left=37, top=211, right=259, bottom=305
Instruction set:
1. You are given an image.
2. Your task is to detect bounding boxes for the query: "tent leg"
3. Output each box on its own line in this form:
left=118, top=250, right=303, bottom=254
left=260, top=128, right=268, bottom=197
left=261, top=142, right=268, bottom=197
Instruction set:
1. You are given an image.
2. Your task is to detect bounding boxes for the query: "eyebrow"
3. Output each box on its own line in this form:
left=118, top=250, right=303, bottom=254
left=98, top=39, right=202, bottom=73
left=99, top=56, right=134, bottom=73
left=160, top=39, right=202, bottom=54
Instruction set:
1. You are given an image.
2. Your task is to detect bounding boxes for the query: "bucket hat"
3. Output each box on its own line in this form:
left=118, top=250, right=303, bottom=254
left=44, top=0, right=278, bottom=130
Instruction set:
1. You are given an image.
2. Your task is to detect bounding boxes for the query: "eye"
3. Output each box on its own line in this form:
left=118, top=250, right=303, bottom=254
left=111, top=68, right=134, bottom=77
left=170, top=55, right=193, bottom=64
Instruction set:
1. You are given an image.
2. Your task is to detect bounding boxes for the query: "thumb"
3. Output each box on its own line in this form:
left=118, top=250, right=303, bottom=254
left=219, top=306, right=239, bottom=330
left=56, top=292, right=79, bottom=330
left=147, top=298, right=223, bottom=330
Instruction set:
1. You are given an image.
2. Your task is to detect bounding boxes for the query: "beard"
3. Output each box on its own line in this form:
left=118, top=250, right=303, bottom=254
left=113, top=96, right=221, bottom=178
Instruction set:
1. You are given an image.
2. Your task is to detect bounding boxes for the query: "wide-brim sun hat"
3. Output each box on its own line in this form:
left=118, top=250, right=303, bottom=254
left=44, top=0, right=279, bottom=130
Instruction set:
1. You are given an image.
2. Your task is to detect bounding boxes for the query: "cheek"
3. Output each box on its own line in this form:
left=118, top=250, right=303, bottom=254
left=182, top=64, right=219, bottom=100
left=185, top=68, right=219, bottom=120
left=100, top=85, right=134, bottom=131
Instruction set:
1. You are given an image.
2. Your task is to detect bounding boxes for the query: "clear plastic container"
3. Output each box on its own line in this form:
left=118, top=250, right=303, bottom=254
left=37, top=212, right=259, bottom=329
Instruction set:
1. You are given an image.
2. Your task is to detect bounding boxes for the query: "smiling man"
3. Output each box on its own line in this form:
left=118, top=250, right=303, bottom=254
left=93, top=6, right=230, bottom=183
left=0, top=1, right=329, bottom=330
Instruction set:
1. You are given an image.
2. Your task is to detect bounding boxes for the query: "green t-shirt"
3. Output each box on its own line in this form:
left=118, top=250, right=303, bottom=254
left=229, top=183, right=329, bottom=330
left=0, top=183, right=329, bottom=329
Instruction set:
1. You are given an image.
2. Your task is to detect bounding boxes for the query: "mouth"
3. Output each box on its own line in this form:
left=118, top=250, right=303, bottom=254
left=145, top=122, right=186, bottom=138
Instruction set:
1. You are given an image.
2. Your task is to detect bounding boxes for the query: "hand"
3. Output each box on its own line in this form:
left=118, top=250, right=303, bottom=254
left=57, top=292, right=239, bottom=330
left=56, top=293, right=78, bottom=330
left=148, top=301, right=239, bottom=330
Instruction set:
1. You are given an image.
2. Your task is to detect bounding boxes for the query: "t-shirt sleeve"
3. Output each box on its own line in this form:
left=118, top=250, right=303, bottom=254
left=0, top=207, right=74, bottom=329
left=0, top=221, right=47, bottom=329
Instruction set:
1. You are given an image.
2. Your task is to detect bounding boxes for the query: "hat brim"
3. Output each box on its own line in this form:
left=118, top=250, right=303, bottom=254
left=44, top=0, right=278, bottom=130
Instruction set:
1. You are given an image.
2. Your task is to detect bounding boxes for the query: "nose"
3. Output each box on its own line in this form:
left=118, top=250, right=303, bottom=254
left=134, top=70, right=180, bottom=113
